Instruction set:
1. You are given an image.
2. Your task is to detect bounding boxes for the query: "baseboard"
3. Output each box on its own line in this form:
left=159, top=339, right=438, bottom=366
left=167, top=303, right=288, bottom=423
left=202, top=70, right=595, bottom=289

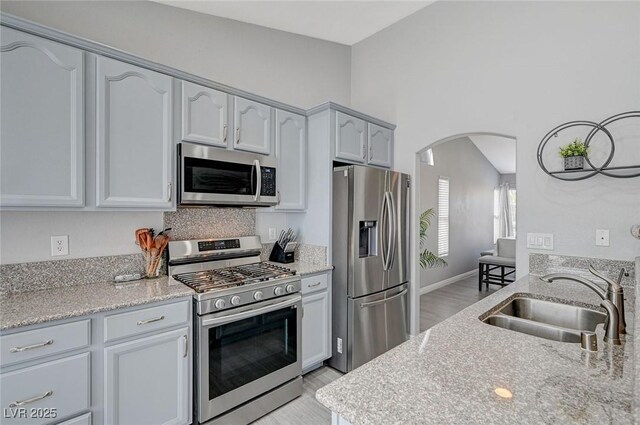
left=420, top=269, right=477, bottom=295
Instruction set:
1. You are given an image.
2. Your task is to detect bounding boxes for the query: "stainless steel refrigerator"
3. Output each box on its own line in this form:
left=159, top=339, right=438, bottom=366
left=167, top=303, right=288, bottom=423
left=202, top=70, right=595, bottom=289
left=329, top=165, right=410, bottom=373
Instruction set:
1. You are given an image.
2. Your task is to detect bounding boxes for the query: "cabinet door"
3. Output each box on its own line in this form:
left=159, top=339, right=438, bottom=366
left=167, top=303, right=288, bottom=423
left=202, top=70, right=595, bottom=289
left=367, top=123, right=393, bottom=168
left=181, top=81, right=228, bottom=147
left=0, top=27, right=84, bottom=207
left=335, top=111, right=365, bottom=163
left=104, top=328, right=190, bottom=425
left=96, top=56, right=173, bottom=208
left=275, top=110, right=306, bottom=210
left=233, top=97, right=271, bottom=155
left=302, top=290, right=330, bottom=370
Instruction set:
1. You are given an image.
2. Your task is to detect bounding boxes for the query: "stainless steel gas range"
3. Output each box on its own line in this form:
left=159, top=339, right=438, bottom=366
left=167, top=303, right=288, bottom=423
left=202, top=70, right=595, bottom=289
left=168, top=236, right=302, bottom=425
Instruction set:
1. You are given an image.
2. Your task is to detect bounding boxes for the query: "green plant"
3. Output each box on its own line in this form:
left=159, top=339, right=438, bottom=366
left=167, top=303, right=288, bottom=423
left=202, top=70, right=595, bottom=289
left=419, top=208, right=447, bottom=269
left=559, top=138, right=589, bottom=158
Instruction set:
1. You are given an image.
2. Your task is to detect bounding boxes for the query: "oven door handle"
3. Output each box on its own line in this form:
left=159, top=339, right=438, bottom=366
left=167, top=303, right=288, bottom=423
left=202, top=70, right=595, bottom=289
left=201, top=294, right=301, bottom=327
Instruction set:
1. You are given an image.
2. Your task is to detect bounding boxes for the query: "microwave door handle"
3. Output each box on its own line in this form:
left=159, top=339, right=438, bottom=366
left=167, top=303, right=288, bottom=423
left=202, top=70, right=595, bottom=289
left=253, top=159, right=262, bottom=201
left=201, top=294, right=301, bottom=327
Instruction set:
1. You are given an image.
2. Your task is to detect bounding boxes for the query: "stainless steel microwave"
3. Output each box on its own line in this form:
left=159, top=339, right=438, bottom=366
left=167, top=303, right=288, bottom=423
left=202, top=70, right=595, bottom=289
left=178, top=143, right=278, bottom=207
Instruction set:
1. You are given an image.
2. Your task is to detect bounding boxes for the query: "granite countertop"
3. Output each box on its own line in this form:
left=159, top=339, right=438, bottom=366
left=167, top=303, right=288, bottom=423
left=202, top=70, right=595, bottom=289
left=267, top=261, right=333, bottom=276
left=317, top=274, right=635, bottom=424
left=0, top=277, right=194, bottom=331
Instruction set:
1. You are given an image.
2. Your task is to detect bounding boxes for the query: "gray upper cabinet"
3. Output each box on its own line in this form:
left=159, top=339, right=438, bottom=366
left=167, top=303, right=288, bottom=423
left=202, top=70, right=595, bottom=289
left=275, top=110, right=306, bottom=210
left=335, top=111, right=366, bottom=164
left=233, top=96, right=272, bottom=155
left=104, top=327, right=190, bottom=425
left=367, top=123, right=393, bottom=168
left=0, top=26, right=84, bottom=207
left=181, top=81, right=228, bottom=147
left=95, top=56, right=173, bottom=209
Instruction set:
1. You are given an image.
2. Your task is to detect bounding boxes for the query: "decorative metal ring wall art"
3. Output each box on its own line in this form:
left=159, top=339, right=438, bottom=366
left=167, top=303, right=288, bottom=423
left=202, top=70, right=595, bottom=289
left=537, top=111, right=640, bottom=181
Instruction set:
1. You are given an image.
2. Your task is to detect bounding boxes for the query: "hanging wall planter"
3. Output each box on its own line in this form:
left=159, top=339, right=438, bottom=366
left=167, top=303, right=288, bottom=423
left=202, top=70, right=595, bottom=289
left=563, top=156, right=585, bottom=171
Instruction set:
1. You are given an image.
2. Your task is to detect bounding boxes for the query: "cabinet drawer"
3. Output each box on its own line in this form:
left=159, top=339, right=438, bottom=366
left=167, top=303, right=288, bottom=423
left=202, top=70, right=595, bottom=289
left=301, top=273, right=329, bottom=295
left=104, top=300, right=189, bottom=343
left=0, top=353, right=90, bottom=425
left=58, top=413, right=91, bottom=425
left=1, top=320, right=90, bottom=368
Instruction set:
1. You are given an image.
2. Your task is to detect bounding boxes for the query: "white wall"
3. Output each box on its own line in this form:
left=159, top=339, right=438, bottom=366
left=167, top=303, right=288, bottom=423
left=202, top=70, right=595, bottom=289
left=351, top=1, right=640, bottom=273
left=420, top=137, right=500, bottom=287
left=0, top=1, right=351, bottom=264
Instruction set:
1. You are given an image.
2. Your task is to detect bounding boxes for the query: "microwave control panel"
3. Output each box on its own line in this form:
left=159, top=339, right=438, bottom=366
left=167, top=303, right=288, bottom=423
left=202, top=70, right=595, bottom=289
left=261, top=167, right=276, bottom=197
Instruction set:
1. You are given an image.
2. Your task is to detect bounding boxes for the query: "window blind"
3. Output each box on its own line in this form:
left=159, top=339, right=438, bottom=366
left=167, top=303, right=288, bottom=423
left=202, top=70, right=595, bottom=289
left=438, top=177, right=449, bottom=257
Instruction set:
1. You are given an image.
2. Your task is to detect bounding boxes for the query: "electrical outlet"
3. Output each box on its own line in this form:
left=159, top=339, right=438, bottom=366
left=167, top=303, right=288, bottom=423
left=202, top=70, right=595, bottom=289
left=596, top=229, right=610, bottom=247
left=268, top=227, right=277, bottom=241
left=51, top=235, right=69, bottom=257
left=526, top=233, right=554, bottom=250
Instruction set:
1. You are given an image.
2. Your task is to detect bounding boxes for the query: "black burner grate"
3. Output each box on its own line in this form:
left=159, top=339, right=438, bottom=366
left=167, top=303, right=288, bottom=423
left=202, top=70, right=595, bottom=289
left=173, top=263, right=296, bottom=293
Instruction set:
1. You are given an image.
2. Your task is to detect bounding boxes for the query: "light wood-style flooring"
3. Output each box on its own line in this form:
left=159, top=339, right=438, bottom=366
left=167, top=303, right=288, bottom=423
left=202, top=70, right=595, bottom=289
left=253, top=366, right=343, bottom=424
left=257, top=275, right=496, bottom=423
left=420, top=275, right=497, bottom=332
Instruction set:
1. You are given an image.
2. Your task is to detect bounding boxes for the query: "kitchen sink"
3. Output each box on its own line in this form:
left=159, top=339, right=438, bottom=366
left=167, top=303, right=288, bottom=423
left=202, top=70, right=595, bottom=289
left=482, top=296, right=606, bottom=343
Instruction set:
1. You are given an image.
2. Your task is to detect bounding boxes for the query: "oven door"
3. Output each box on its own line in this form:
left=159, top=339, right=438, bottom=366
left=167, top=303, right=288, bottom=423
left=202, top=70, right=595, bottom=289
left=179, top=142, right=278, bottom=207
left=197, top=294, right=302, bottom=423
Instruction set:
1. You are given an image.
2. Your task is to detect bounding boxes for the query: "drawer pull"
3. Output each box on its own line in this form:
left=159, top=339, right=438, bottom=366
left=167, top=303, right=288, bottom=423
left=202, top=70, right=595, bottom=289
left=9, top=390, right=53, bottom=407
left=137, top=315, right=165, bottom=325
left=308, top=282, right=322, bottom=288
left=10, top=339, right=53, bottom=353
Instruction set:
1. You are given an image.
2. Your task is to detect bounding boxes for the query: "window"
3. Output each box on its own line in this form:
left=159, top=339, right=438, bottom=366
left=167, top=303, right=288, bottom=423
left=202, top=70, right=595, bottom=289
left=493, top=188, right=517, bottom=243
left=437, top=177, right=449, bottom=257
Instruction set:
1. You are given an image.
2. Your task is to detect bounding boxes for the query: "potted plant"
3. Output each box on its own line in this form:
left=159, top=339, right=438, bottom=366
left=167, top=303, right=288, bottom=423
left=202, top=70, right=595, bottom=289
left=559, top=138, right=589, bottom=171
left=419, top=208, right=447, bottom=269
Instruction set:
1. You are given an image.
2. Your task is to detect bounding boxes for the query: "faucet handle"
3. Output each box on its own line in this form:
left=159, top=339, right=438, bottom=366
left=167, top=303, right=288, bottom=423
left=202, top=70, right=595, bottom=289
left=617, top=268, right=629, bottom=286
left=588, top=264, right=623, bottom=293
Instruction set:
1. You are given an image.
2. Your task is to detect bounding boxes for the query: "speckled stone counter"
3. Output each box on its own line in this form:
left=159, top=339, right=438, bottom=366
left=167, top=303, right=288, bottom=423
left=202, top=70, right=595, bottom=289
left=317, top=275, right=635, bottom=424
left=0, top=277, right=194, bottom=331
left=267, top=261, right=333, bottom=276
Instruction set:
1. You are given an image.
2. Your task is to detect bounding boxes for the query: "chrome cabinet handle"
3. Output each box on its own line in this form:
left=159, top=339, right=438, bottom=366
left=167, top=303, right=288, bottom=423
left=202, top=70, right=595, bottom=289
left=369, top=145, right=373, bottom=161
left=236, top=127, right=240, bottom=144
left=183, top=335, right=188, bottom=358
left=308, top=281, right=322, bottom=288
left=277, top=190, right=281, bottom=204
left=137, top=315, right=164, bottom=325
left=360, top=288, right=408, bottom=309
left=9, top=390, right=53, bottom=407
left=362, top=142, right=366, bottom=159
left=167, top=182, right=172, bottom=202
left=10, top=340, right=53, bottom=353
left=223, top=124, right=228, bottom=143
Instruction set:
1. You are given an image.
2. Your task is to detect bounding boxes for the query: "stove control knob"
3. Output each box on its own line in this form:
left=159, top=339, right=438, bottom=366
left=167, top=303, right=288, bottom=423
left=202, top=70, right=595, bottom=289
left=274, top=286, right=284, bottom=296
left=253, top=291, right=264, bottom=301
left=285, top=284, right=296, bottom=293
left=230, top=296, right=241, bottom=306
left=214, top=299, right=226, bottom=309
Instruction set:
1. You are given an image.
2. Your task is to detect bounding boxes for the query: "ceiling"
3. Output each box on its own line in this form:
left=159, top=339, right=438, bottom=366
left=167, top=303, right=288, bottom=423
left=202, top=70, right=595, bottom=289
left=468, top=135, right=516, bottom=174
left=151, top=1, right=433, bottom=45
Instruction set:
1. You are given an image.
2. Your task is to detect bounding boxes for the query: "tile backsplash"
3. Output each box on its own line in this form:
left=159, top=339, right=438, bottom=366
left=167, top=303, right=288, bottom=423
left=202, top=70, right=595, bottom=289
left=529, top=253, right=636, bottom=287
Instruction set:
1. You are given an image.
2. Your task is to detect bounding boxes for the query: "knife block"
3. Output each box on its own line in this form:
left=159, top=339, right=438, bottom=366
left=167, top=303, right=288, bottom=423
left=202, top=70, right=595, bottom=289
left=269, top=242, right=295, bottom=264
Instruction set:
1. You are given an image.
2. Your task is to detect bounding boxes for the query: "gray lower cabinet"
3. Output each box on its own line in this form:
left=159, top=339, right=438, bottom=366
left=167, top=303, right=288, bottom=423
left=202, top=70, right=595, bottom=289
left=95, top=55, right=173, bottom=209
left=0, top=26, right=85, bottom=208
left=275, top=110, right=306, bottom=211
left=301, top=273, right=331, bottom=372
left=104, top=327, right=190, bottom=425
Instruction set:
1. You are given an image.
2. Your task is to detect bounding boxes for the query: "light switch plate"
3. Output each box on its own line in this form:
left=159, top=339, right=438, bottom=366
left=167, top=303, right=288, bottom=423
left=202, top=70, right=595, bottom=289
left=527, top=233, right=554, bottom=250
left=595, top=229, right=610, bottom=247
left=51, top=235, right=69, bottom=256
left=268, top=227, right=277, bottom=241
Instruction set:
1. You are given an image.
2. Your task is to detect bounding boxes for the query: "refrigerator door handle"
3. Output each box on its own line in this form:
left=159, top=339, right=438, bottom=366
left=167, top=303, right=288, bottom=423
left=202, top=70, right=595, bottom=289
left=360, top=288, right=408, bottom=309
left=383, top=192, right=394, bottom=270
left=380, top=192, right=389, bottom=270
left=387, top=192, right=397, bottom=269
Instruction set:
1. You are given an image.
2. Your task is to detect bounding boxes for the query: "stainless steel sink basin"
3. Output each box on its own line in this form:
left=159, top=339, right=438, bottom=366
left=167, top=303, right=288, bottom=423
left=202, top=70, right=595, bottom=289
left=482, top=296, right=606, bottom=343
